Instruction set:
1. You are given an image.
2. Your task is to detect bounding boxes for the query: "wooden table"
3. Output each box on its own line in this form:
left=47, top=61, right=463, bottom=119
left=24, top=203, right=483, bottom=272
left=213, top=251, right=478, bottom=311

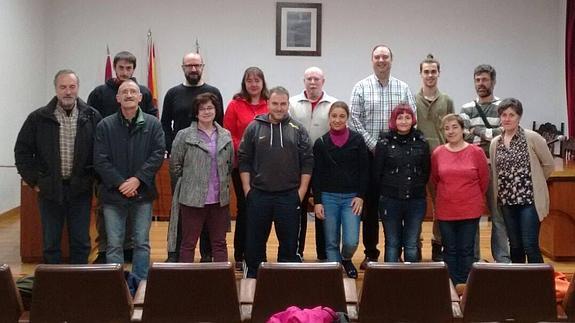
left=539, top=158, right=575, bottom=260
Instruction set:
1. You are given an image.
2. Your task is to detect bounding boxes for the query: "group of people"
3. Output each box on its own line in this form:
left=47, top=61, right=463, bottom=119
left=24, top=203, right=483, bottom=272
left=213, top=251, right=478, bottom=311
left=14, top=44, right=555, bottom=284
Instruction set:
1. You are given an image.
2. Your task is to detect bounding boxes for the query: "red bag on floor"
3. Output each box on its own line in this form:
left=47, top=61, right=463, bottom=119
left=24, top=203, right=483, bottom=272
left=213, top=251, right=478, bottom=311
left=555, top=271, right=570, bottom=303
left=267, top=305, right=337, bottom=323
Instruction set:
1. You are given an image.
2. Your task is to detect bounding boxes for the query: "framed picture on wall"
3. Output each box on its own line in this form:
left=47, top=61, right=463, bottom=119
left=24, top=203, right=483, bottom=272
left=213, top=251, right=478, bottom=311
left=276, top=2, right=322, bottom=56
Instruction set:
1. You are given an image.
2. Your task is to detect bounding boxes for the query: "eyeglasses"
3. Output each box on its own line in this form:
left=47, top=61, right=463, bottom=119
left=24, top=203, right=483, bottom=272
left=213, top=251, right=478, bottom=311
left=182, top=64, right=204, bottom=69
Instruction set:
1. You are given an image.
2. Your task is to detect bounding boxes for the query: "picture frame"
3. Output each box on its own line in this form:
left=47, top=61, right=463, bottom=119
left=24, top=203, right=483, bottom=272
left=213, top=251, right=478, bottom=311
left=275, top=2, right=322, bottom=56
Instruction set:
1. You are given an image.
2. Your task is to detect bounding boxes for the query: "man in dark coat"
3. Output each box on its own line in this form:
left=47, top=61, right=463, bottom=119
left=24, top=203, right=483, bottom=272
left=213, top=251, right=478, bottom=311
left=15, top=69, right=102, bottom=264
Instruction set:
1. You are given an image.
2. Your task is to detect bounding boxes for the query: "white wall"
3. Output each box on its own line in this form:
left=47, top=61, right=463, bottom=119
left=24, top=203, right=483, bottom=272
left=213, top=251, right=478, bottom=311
left=0, top=0, right=47, bottom=213
left=2, top=0, right=568, bottom=212
left=46, top=0, right=567, bottom=129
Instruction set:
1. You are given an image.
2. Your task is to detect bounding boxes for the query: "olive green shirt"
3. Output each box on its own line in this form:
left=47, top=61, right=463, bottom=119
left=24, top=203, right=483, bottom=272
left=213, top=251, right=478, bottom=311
left=415, top=89, right=454, bottom=151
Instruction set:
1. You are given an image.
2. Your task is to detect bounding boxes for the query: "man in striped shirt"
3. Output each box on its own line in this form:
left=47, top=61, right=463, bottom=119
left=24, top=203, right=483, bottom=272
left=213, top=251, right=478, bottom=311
left=460, top=64, right=511, bottom=263
left=349, top=44, right=416, bottom=268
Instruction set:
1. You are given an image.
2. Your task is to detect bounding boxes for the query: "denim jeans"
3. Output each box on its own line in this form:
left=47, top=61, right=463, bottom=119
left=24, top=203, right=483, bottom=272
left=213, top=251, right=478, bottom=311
left=245, top=188, right=302, bottom=278
left=37, top=184, right=92, bottom=264
left=485, top=170, right=511, bottom=263
left=321, top=192, right=361, bottom=262
left=379, top=197, right=426, bottom=262
left=501, top=204, right=544, bottom=263
left=103, top=202, right=153, bottom=280
left=439, top=218, right=480, bottom=284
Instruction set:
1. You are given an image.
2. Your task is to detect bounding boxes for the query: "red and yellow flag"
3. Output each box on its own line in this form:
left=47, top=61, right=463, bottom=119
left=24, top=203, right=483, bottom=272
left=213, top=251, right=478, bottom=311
left=147, top=31, right=158, bottom=109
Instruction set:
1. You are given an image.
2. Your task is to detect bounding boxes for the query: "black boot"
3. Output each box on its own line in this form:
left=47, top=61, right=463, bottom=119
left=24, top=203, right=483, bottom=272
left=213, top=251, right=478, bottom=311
left=342, top=260, right=358, bottom=279
left=432, top=242, right=443, bottom=262
left=165, top=252, right=179, bottom=263
left=123, top=249, right=133, bottom=263
left=93, top=252, right=106, bottom=264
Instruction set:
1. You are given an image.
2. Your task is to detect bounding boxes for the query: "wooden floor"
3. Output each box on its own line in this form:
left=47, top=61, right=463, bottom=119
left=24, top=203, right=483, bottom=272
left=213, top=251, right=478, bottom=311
left=2, top=210, right=575, bottom=279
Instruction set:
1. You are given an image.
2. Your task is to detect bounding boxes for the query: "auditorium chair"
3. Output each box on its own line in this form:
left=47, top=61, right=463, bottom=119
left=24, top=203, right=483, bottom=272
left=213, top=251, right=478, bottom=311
left=139, top=262, right=241, bottom=323
left=0, top=264, right=27, bottom=323
left=460, top=262, right=556, bottom=323
left=241, top=262, right=351, bottom=323
left=358, top=262, right=458, bottom=323
left=30, top=264, right=133, bottom=323
left=560, top=275, right=575, bottom=321
left=561, top=137, right=575, bottom=161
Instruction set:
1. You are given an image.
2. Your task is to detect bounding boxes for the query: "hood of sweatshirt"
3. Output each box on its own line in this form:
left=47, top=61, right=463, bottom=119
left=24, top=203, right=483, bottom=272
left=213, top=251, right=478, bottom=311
left=254, top=113, right=297, bottom=148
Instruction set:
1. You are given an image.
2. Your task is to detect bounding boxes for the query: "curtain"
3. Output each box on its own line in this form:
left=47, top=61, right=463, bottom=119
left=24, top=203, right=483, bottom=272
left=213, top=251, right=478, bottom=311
left=567, top=0, right=575, bottom=137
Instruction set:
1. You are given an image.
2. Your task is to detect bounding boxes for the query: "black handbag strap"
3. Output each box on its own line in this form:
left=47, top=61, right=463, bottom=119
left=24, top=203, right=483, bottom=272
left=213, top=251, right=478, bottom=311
left=474, top=101, right=495, bottom=129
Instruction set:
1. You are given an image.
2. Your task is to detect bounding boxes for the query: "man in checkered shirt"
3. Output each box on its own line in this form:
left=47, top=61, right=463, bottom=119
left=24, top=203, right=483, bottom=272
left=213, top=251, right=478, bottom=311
left=15, top=70, right=102, bottom=264
left=349, top=44, right=416, bottom=268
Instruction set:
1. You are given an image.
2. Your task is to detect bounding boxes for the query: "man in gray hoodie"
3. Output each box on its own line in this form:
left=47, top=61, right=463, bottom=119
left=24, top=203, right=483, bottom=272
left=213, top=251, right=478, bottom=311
left=239, top=86, right=314, bottom=278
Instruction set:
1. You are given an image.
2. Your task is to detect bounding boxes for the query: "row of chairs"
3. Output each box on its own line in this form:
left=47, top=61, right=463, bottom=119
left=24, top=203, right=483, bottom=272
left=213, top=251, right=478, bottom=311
left=2, top=261, right=574, bottom=322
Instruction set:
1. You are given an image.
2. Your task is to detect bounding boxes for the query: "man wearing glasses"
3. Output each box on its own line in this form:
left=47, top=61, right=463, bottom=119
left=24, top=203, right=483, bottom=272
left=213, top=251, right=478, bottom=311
left=88, top=50, right=158, bottom=264
left=94, top=80, right=165, bottom=279
left=162, top=52, right=223, bottom=262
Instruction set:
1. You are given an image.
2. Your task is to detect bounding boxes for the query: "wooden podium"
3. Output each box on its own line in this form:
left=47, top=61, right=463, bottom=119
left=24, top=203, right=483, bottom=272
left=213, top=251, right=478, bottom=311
left=539, top=158, right=575, bottom=260
left=152, top=158, right=238, bottom=221
left=20, top=181, right=71, bottom=263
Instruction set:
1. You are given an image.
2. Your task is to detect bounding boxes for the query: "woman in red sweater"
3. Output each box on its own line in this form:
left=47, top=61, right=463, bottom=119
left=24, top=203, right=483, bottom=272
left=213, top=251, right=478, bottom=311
left=431, top=114, right=489, bottom=284
left=223, top=67, right=269, bottom=270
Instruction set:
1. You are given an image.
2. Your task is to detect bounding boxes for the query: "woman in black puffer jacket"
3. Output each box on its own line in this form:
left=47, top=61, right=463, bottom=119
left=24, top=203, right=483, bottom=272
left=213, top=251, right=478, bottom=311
left=374, top=104, right=430, bottom=262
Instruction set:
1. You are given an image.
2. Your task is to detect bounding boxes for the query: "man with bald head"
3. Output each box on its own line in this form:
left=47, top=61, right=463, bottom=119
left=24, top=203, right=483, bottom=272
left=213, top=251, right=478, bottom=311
left=94, top=80, right=165, bottom=279
left=161, top=52, right=223, bottom=262
left=15, top=69, right=102, bottom=264
left=289, top=66, right=337, bottom=260
left=161, top=52, right=223, bottom=155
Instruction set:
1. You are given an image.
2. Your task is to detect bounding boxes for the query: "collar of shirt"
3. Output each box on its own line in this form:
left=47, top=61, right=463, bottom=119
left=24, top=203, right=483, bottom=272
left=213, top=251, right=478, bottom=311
left=121, top=107, right=144, bottom=130
left=55, top=102, right=78, bottom=117
left=373, top=74, right=390, bottom=87
left=474, top=96, right=500, bottom=105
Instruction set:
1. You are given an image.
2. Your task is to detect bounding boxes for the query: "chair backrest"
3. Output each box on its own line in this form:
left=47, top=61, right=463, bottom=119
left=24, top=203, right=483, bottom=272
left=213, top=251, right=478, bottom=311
left=563, top=275, right=575, bottom=320
left=0, top=264, right=24, bottom=323
left=358, top=262, right=453, bottom=323
left=533, top=121, right=565, bottom=156
left=561, top=137, right=575, bottom=161
left=461, top=263, right=556, bottom=323
left=30, top=264, right=133, bottom=323
left=141, top=262, right=241, bottom=323
left=250, top=262, right=347, bottom=323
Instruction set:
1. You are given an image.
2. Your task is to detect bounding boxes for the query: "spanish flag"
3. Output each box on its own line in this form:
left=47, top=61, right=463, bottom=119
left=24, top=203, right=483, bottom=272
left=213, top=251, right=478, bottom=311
left=147, top=30, right=158, bottom=109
